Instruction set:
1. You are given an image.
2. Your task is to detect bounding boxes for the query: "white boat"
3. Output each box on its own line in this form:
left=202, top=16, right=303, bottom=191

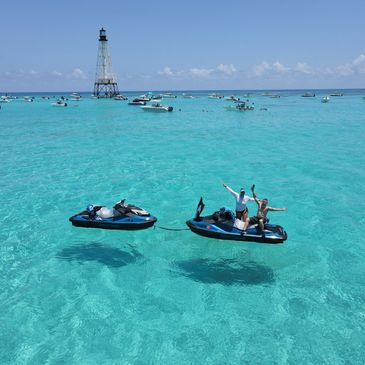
left=321, top=96, right=330, bottom=103
left=141, top=103, right=173, bottom=112
left=128, top=99, right=146, bottom=105
left=151, top=95, right=163, bottom=102
left=208, top=93, right=224, bottom=99
left=52, top=100, right=68, bottom=107
left=182, top=93, right=194, bottom=99
left=0, top=96, right=11, bottom=103
left=224, top=102, right=254, bottom=111
left=136, top=94, right=151, bottom=102
left=114, top=95, right=128, bottom=101
left=161, top=93, right=177, bottom=98
left=302, top=92, right=316, bottom=97
left=330, top=93, right=343, bottom=96
left=225, top=95, right=240, bottom=101
left=23, top=96, right=34, bottom=102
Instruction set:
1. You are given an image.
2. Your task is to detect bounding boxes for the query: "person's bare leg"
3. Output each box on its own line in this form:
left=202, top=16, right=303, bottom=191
left=259, top=218, right=265, bottom=235
left=243, top=211, right=249, bottom=231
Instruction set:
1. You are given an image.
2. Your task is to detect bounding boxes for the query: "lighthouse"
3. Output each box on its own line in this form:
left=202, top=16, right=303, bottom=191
left=93, top=28, right=119, bottom=98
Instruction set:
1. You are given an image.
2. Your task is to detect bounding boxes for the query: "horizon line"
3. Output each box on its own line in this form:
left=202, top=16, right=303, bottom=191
left=1, top=87, right=365, bottom=94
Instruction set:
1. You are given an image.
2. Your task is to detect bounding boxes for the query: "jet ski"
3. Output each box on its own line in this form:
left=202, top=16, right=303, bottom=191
left=69, top=199, right=157, bottom=230
left=186, top=198, right=287, bottom=244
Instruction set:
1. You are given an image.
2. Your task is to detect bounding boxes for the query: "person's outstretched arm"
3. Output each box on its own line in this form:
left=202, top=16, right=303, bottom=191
left=268, top=207, right=288, bottom=212
left=222, top=183, right=238, bottom=198
left=251, top=184, right=260, bottom=205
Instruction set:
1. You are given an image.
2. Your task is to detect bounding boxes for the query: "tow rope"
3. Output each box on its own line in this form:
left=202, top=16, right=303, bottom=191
left=154, top=225, right=190, bottom=231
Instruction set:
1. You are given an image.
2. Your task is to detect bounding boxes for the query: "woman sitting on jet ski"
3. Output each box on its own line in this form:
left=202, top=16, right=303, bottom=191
left=250, top=185, right=287, bottom=236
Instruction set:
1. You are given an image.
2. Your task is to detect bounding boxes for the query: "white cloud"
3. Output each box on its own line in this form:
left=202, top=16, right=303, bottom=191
left=216, top=63, right=237, bottom=75
left=157, top=66, right=184, bottom=77
left=250, top=61, right=290, bottom=77
left=353, top=54, right=365, bottom=74
left=71, top=68, right=86, bottom=79
left=156, top=64, right=238, bottom=79
left=251, top=61, right=270, bottom=77
left=294, top=62, right=315, bottom=75
left=335, top=64, right=354, bottom=77
left=50, top=70, right=62, bottom=77
left=272, top=61, right=290, bottom=73
left=158, top=66, right=174, bottom=76
left=189, top=67, right=214, bottom=78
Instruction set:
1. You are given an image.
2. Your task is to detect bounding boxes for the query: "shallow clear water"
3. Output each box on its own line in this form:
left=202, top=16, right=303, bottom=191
left=1, top=90, right=365, bottom=364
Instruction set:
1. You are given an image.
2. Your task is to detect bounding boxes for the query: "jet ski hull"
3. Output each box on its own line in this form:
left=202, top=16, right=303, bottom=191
left=70, top=212, right=157, bottom=230
left=186, top=219, right=287, bottom=244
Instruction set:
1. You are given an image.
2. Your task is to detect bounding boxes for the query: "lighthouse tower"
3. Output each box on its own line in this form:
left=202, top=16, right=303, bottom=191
left=93, top=28, right=119, bottom=98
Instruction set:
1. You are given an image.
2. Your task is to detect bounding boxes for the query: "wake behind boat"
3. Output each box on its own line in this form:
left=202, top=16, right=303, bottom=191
left=69, top=199, right=157, bottom=230
left=186, top=198, right=287, bottom=244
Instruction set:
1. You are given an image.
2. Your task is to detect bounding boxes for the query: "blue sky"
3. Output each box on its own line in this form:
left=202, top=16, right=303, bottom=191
left=1, top=0, right=365, bottom=91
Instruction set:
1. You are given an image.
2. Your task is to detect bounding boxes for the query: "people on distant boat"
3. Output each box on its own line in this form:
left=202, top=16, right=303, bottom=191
left=223, top=183, right=254, bottom=231
left=250, top=185, right=287, bottom=236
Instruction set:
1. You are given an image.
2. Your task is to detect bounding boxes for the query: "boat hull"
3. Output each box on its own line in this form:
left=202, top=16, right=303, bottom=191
left=186, top=219, right=287, bottom=244
left=70, top=213, right=157, bottom=230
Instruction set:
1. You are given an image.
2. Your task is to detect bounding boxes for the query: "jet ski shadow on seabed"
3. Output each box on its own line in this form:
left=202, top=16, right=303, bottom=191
left=186, top=198, right=287, bottom=244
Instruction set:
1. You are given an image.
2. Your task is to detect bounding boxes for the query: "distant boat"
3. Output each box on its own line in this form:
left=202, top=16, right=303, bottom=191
left=128, top=99, right=146, bottom=105
left=151, top=94, right=163, bottom=102
left=208, top=93, right=224, bottom=99
left=141, top=103, right=173, bottom=112
left=70, top=94, right=82, bottom=101
left=301, top=92, right=316, bottom=97
left=114, top=95, right=128, bottom=100
left=224, top=102, right=254, bottom=111
left=329, top=93, right=343, bottom=96
left=23, top=96, right=34, bottom=102
left=0, top=96, right=10, bottom=103
left=52, top=100, right=68, bottom=107
left=262, top=93, right=280, bottom=98
left=182, top=93, right=194, bottom=99
left=321, top=96, right=330, bottom=103
left=161, top=93, right=177, bottom=98
left=225, top=95, right=240, bottom=101
left=135, top=94, right=151, bottom=102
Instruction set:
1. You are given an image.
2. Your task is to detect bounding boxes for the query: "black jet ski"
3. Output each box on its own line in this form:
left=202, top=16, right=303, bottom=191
left=186, top=198, right=287, bottom=244
left=69, top=199, right=157, bottom=230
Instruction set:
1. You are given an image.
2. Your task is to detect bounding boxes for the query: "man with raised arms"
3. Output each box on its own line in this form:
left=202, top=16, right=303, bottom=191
left=250, top=185, right=287, bottom=236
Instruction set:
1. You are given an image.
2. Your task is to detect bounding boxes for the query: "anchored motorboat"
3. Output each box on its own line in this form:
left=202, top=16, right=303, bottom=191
left=114, top=95, right=128, bottom=100
left=141, top=103, right=173, bottom=112
left=128, top=99, right=147, bottom=105
left=51, top=100, right=68, bottom=107
left=224, top=102, right=254, bottom=111
left=301, top=92, right=316, bottom=97
left=208, top=93, right=224, bottom=99
left=225, top=95, right=240, bottom=101
left=161, top=93, right=177, bottom=98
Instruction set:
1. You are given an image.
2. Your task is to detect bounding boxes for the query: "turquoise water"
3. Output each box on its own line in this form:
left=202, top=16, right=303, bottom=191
left=1, top=90, right=365, bottom=364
